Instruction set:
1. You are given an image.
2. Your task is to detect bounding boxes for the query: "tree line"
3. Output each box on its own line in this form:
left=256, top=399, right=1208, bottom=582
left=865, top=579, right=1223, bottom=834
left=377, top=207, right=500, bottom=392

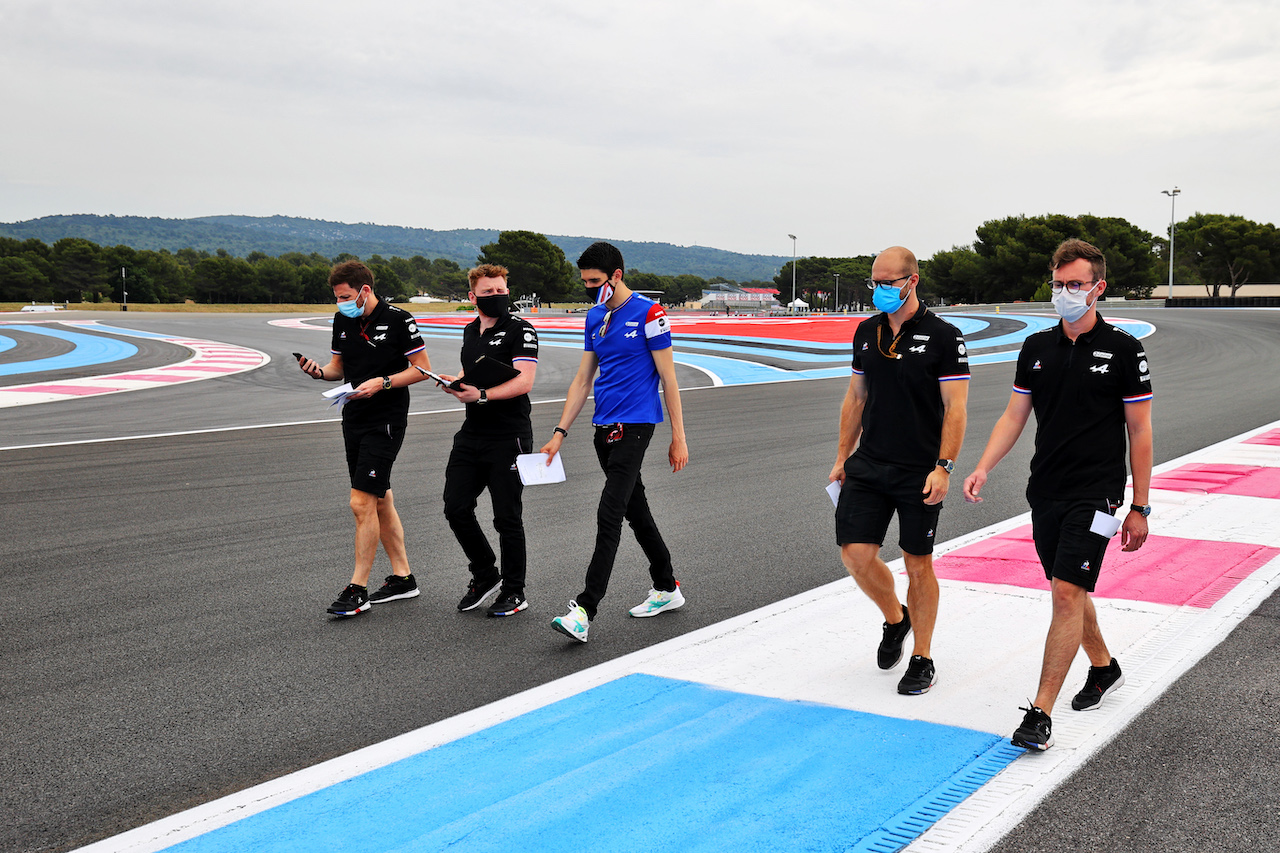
left=2, top=213, right=1274, bottom=306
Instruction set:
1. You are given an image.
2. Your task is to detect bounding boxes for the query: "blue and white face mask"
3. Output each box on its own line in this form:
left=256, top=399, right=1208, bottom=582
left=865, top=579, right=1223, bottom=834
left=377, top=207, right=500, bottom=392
left=872, top=281, right=908, bottom=314
left=337, top=288, right=367, bottom=318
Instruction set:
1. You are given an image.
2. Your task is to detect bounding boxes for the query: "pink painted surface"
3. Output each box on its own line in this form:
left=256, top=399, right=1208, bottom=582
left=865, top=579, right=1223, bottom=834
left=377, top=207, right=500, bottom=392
left=11, top=384, right=125, bottom=396
left=935, top=526, right=1280, bottom=607
left=116, top=374, right=195, bottom=383
left=1243, top=428, right=1280, bottom=446
left=1150, top=463, right=1280, bottom=499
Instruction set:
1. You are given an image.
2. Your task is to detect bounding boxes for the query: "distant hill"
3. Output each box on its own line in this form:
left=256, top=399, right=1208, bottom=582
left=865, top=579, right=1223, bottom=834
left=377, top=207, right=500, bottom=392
left=0, top=214, right=789, bottom=281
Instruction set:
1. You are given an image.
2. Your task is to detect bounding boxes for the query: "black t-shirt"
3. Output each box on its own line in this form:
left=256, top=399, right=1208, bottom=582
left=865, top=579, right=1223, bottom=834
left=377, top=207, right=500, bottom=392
left=330, top=300, right=425, bottom=424
left=1013, top=317, right=1153, bottom=500
left=458, top=313, right=539, bottom=437
left=850, top=303, right=970, bottom=472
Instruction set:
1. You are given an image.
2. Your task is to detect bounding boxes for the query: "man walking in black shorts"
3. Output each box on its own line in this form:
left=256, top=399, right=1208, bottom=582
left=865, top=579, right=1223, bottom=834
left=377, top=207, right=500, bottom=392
left=295, top=260, right=433, bottom=617
left=439, top=264, right=539, bottom=617
left=830, top=246, right=969, bottom=694
left=963, top=238, right=1154, bottom=750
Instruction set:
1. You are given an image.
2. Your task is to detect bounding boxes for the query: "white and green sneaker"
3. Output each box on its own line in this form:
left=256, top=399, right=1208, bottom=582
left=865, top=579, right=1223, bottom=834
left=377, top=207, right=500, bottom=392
left=552, top=601, right=590, bottom=643
left=628, top=583, right=685, bottom=618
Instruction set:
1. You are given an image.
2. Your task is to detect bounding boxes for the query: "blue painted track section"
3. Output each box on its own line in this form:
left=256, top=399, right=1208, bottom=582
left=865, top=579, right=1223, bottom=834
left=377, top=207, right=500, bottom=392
left=164, top=674, right=1017, bottom=853
left=0, top=325, right=138, bottom=377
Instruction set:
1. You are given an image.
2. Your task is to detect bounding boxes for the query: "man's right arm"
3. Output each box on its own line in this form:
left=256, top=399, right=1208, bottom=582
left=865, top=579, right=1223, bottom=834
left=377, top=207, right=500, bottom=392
left=962, top=389, right=1032, bottom=502
left=298, top=352, right=342, bottom=381
left=539, top=352, right=599, bottom=462
left=829, top=372, right=867, bottom=484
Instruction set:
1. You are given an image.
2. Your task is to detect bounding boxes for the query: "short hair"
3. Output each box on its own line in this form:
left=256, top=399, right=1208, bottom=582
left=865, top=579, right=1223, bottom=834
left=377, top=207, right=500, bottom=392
left=577, top=241, right=625, bottom=277
left=329, top=260, right=374, bottom=291
left=873, top=246, right=918, bottom=278
left=468, top=263, right=510, bottom=288
left=1051, top=238, right=1106, bottom=282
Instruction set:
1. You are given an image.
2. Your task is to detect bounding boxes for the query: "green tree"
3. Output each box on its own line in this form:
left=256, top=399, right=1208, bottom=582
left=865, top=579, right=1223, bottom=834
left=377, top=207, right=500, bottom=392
left=370, top=264, right=411, bottom=301
left=477, top=231, right=576, bottom=300
left=255, top=256, right=302, bottom=303
left=0, top=256, right=52, bottom=301
left=51, top=238, right=107, bottom=302
left=192, top=257, right=256, bottom=303
left=1176, top=213, right=1279, bottom=296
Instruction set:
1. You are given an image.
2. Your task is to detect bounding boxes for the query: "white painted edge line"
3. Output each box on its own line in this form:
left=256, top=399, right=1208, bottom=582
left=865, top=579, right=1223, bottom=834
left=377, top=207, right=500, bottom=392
left=72, top=417, right=1280, bottom=853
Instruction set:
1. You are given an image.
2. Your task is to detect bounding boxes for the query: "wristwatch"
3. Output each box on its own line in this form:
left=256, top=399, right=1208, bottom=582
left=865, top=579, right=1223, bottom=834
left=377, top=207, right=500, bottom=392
left=935, top=458, right=955, bottom=474
left=477, top=389, right=488, bottom=405
left=381, top=375, right=392, bottom=391
left=1130, top=503, right=1152, bottom=517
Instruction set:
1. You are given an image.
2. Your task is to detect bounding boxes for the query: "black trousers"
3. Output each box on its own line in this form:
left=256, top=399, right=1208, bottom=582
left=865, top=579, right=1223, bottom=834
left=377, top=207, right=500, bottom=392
left=442, top=432, right=531, bottom=594
left=576, top=423, right=676, bottom=619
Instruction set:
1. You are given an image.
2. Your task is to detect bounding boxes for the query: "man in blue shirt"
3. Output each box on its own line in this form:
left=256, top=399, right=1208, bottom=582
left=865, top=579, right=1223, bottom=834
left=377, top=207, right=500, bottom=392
left=541, top=242, right=689, bottom=643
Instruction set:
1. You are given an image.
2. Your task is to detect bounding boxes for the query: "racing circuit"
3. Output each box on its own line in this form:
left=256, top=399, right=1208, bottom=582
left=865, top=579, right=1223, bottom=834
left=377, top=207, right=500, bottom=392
left=1, top=306, right=1277, bottom=853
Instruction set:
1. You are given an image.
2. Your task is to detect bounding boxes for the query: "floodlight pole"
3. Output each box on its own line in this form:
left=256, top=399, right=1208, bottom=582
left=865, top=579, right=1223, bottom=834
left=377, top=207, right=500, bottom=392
left=832, top=272, right=840, bottom=313
left=1161, top=187, right=1180, bottom=299
left=788, top=234, right=797, bottom=313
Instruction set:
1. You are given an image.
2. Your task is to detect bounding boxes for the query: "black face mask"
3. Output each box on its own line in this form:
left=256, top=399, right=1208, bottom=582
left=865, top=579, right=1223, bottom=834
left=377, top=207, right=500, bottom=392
left=474, top=294, right=510, bottom=318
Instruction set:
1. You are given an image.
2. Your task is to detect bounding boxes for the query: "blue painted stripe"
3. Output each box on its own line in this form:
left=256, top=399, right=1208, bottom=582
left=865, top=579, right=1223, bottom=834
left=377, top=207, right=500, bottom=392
left=163, top=674, right=1014, bottom=853
left=0, top=333, right=16, bottom=354
left=0, top=325, right=138, bottom=377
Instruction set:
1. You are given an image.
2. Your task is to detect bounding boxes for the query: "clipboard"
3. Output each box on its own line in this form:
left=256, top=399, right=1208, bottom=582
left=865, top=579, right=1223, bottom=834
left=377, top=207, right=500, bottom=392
left=455, top=355, right=521, bottom=390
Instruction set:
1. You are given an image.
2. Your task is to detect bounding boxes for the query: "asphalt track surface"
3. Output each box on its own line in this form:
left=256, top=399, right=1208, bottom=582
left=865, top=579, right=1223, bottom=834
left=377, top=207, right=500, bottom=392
left=2, top=308, right=1278, bottom=853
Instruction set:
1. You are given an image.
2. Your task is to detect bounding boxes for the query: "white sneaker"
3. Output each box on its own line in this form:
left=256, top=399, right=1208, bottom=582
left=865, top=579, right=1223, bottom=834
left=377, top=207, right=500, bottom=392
left=551, top=601, right=590, bottom=643
left=628, top=583, right=685, bottom=618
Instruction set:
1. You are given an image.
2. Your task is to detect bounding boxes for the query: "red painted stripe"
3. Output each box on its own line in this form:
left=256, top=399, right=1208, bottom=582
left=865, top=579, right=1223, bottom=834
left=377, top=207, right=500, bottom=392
left=1151, top=463, right=1280, bottom=500
left=935, top=526, right=1280, bottom=608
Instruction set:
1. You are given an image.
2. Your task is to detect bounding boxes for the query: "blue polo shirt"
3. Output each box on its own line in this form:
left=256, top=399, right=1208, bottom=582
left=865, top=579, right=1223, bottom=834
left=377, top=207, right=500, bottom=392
left=584, top=293, right=672, bottom=424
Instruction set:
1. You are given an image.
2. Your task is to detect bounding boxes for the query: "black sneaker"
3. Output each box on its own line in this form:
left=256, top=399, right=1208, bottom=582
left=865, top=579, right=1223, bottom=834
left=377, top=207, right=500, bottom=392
left=487, top=591, right=529, bottom=617
left=457, top=576, right=502, bottom=612
left=369, top=573, right=420, bottom=604
left=1071, top=657, right=1125, bottom=711
left=897, top=655, right=937, bottom=695
left=327, top=584, right=369, bottom=617
left=877, top=605, right=911, bottom=669
left=1011, top=704, right=1054, bottom=751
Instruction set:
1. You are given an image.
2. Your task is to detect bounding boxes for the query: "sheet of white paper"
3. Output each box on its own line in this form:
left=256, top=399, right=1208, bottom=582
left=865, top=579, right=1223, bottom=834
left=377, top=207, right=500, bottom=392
left=322, top=382, right=355, bottom=408
left=516, top=452, right=566, bottom=486
left=826, top=479, right=842, bottom=507
left=1089, top=510, right=1123, bottom=538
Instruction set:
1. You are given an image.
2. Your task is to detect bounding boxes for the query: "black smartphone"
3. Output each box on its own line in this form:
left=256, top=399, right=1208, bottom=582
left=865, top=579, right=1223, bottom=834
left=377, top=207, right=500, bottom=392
left=292, top=352, right=304, bottom=361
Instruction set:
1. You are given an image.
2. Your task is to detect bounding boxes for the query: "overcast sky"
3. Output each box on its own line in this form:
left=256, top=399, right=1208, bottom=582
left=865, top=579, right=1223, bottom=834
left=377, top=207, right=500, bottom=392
left=2, top=0, right=1276, bottom=260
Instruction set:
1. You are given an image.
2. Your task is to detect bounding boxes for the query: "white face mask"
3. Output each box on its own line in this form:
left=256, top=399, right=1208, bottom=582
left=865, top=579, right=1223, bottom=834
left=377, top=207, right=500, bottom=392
left=1051, top=282, right=1100, bottom=323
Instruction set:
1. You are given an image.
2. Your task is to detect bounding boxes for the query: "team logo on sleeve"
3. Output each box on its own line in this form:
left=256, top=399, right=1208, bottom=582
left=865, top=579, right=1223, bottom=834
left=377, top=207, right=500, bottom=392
left=958, top=343, right=966, bottom=355
left=1139, top=359, right=1148, bottom=373
left=407, top=321, right=419, bottom=334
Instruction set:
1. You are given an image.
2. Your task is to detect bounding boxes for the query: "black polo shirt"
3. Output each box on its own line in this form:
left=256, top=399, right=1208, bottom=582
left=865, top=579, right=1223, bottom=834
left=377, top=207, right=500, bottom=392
left=330, top=299, right=425, bottom=425
left=850, top=303, right=970, bottom=472
left=458, top=313, right=539, bottom=437
left=1013, top=317, right=1153, bottom=501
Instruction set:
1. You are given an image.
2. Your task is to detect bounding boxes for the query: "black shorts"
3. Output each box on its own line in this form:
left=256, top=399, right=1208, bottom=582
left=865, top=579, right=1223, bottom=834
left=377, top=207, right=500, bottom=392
left=836, top=455, right=942, bottom=555
left=1029, top=496, right=1121, bottom=592
left=343, top=419, right=407, bottom=498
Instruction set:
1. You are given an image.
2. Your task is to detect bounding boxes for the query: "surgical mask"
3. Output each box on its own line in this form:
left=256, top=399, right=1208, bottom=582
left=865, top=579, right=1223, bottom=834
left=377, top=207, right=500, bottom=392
left=337, top=289, right=366, bottom=318
left=1051, top=283, right=1099, bottom=323
left=872, top=282, right=908, bottom=314
left=474, top=293, right=510, bottom=317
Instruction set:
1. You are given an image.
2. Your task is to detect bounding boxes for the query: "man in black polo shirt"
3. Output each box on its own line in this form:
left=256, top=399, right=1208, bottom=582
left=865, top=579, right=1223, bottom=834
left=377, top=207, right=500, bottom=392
left=963, top=238, right=1153, bottom=751
left=439, top=264, right=539, bottom=617
left=295, top=260, right=433, bottom=617
left=830, top=246, right=970, bottom=695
